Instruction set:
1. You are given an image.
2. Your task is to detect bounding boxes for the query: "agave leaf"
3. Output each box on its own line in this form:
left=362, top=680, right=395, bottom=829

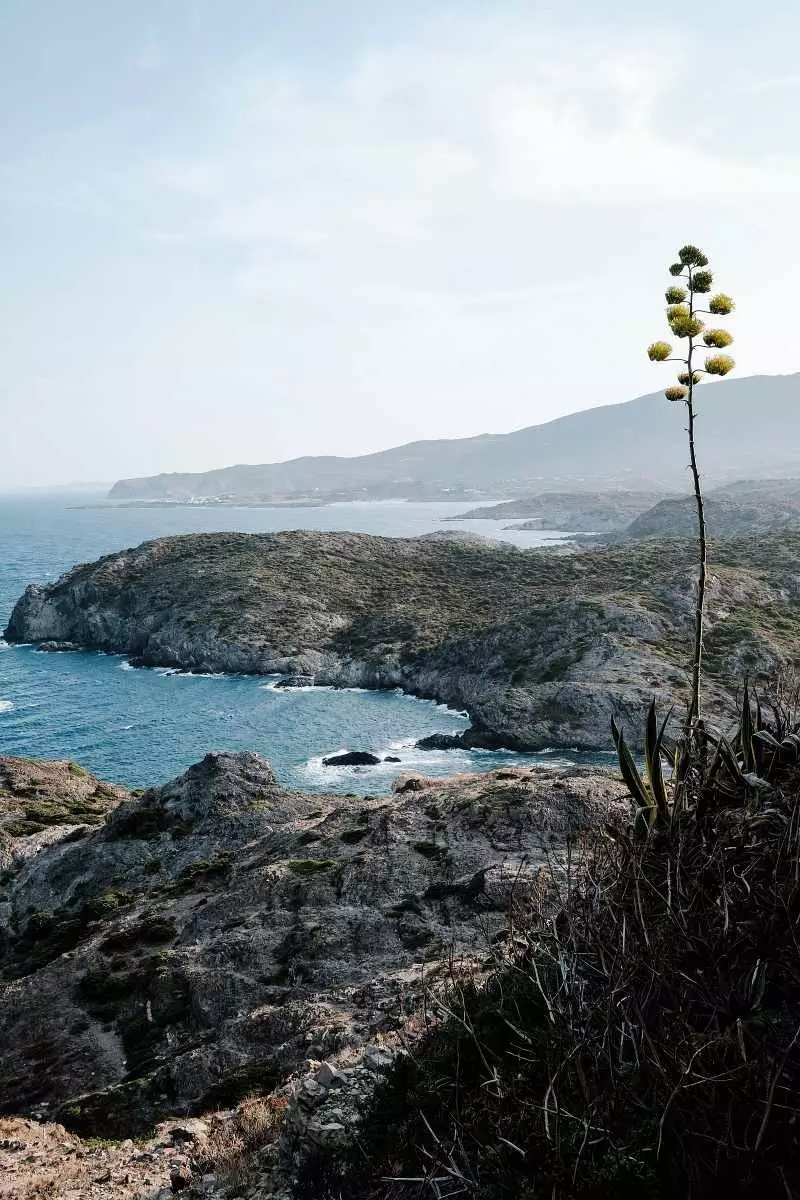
left=644, top=700, right=672, bottom=821
left=633, top=804, right=655, bottom=839
left=612, top=717, right=653, bottom=812
left=718, top=735, right=745, bottom=783
left=741, top=679, right=755, bottom=773
left=782, top=735, right=800, bottom=760
left=754, top=730, right=781, bottom=750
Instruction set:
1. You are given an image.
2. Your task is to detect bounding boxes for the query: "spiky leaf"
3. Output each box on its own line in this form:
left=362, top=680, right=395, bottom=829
left=741, top=679, right=755, bottom=774
left=705, top=353, right=735, bottom=376
left=644, top=700, right=671, bottom=821
left=647, top=341, right=673, bottom=362
left=611, top=717, right=653, bottom=813
left=703, top=328, right=733, bottom=349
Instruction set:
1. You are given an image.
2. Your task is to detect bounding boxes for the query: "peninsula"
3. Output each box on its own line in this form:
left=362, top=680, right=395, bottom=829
left=7, top=529, right=800, bottom=750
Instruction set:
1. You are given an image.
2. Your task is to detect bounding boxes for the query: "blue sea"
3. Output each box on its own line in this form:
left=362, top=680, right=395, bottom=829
left=0, top=495, right=605, bottom=793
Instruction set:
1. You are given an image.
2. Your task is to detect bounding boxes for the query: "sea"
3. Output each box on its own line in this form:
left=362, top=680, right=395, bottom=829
left=0, top=494, right=609, bottom=794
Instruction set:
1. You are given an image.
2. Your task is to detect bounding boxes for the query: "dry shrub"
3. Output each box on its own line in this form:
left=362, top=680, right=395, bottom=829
left=206, top=1094, right=288, bottom=1189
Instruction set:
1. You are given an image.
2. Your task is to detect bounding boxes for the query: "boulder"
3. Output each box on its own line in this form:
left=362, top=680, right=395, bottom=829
left=392, top=775, right=425, bottom=793
left=322, top=752, right=381, bottom=767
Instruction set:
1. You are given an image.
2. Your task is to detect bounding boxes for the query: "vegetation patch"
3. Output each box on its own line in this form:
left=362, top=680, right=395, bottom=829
left=286, top=858, right=337, bottom=876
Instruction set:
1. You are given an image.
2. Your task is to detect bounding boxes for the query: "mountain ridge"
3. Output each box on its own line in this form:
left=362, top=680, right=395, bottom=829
left=109, top=373, right=800, bottom=500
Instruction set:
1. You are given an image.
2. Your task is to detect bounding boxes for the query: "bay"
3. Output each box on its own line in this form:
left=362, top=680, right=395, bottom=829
left=0, top=495, right=607, bottom=791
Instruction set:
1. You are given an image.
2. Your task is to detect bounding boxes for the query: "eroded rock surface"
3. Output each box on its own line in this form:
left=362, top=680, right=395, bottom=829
left=0, top=750, right=626, bottom=1159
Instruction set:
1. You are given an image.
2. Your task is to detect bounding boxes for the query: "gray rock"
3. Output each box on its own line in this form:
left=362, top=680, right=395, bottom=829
left=322, top=751, right=381, bottom=767
left=415, top=732, right=466, bottom=751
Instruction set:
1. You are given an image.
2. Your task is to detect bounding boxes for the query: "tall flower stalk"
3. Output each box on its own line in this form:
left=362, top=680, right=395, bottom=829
left=648, top=245, right=735, bottom=728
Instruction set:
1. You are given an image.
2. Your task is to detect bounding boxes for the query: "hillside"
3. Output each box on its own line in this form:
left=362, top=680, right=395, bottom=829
left=108, top=374, right=800, bottom=500
left=449, top=490, right=669, bottom=531
left=7, top=529, right=800, bottom=751
left=624, top=496, right=800, bottom=539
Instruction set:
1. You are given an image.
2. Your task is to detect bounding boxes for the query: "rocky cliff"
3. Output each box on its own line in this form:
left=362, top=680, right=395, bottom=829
left=0, top=752, right=626, bottom=1196
left=7, top=530, right=800, bottom=751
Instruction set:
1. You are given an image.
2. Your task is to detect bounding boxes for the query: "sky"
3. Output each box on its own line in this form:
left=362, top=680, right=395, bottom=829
left=2, top=0, right=800, bottom=488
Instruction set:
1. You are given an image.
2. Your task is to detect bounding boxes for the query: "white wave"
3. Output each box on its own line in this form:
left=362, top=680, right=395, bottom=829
left=0, top=700, right=14, bottom=713
left=119, top=660, right=135, bottom=671
left=262, top=680, right=371, bottom=694
left=188, top=671, right=230, bottom=679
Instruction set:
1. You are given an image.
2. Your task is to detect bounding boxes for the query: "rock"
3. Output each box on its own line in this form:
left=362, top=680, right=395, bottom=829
left=298, top=1078, right=328, bottom=1106
left=273, top=675, right=315, bottom=689
left=170, top=1168, right=189, bottom=1193
left=322, top=751, right=381, bottom=767
left=383, top=755, right=402, bottom=763
left=37, top=640, right=83, bottom=653
left=168, top=1120, right=209, bottom=1146
left=315, top=1062, right=347, bottom=1089
left=393, top=775, right=425, bottom=793
left=415, top=733, right=466, bottom=751
left=0, top=750, right=627, bottom=1144
left=362, top=1046, right=396, bottom=1072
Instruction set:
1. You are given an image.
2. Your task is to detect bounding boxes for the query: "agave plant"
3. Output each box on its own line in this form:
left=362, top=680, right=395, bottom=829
left=646, top=245, right=736, bottom=730
left=614, top=681, right=800, bottom=829
left=611, top=700, right=672, bottom=833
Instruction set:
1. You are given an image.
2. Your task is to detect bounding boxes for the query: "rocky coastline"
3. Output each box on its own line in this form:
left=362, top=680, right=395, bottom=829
left=6, top=529, right=800, bottom=752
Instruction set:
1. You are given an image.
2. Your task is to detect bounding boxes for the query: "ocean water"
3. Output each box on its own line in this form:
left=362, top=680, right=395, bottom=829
left=0, top=494, right=605, bottom=792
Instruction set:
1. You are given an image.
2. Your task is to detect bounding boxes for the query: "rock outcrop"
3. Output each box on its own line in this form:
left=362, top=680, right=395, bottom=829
left=0, top=752, right=627, bottom=1193
left=6, top=529, right=800, bottom=751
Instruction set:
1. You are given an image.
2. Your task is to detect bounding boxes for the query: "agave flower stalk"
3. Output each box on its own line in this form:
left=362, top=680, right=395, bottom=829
left=647, top=246, right=736, bottom=728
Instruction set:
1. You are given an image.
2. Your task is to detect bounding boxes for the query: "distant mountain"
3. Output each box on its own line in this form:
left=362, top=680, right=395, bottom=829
left=109, top=374, right=800, bottom=501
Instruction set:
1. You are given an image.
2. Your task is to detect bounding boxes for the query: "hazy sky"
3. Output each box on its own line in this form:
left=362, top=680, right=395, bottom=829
left=2, top=0, right=800, bottom=487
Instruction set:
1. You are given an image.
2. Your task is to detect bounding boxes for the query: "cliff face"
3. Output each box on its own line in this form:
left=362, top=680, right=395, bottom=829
left=7, top=529, right=800, bottom=750
left=0, top=752, right=626, bottom=1148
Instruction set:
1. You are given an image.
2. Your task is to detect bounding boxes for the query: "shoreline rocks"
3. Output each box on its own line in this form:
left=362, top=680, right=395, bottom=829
left=5, top=528, right=798, bottom=752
